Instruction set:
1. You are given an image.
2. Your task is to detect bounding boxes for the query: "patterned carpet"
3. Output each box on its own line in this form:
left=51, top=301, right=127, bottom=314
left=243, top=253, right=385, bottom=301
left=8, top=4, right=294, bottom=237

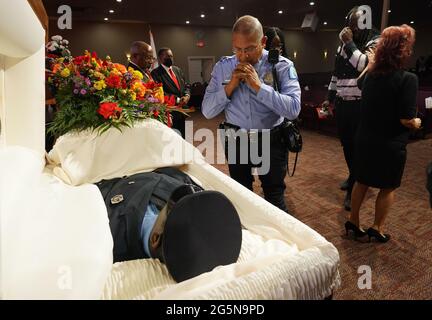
left=186, top=111, right=432, bottom=300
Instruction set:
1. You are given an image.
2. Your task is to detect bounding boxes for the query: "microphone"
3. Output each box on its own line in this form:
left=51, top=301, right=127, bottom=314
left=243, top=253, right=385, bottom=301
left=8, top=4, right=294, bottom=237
left=268, top=49, right=279, bottom=65
left=268, top=49, right=280, bottom=92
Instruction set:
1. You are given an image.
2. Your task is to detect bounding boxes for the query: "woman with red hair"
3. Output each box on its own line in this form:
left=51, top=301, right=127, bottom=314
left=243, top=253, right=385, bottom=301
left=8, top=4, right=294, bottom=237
left=345, top=24, right=422, bottom=242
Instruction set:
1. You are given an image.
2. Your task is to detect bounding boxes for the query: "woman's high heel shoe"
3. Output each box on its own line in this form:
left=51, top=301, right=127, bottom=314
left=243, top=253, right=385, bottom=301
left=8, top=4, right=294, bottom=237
left=367, top=228, right=391, bottom=243
left=344, top=221, right=367, bottom=239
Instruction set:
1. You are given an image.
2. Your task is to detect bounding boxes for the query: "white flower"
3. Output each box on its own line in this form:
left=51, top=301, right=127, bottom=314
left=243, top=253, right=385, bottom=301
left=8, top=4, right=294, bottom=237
left=62, top=40, right=69, bottom=45
left=47, top=44, right=57, bottom=52
left=52, top=35, right=63, bottom=41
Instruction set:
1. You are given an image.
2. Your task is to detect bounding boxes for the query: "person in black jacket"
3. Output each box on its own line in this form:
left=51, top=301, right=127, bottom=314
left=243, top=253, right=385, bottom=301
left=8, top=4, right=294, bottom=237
left=128, top=41, right=155, bottom=82
left=322, top=6, right=380, bottom=211
left=151, top=48, right=190, bottom=138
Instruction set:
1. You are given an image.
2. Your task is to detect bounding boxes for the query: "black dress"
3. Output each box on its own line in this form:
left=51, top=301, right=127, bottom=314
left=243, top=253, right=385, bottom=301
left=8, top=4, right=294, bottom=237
left=354, top=70, right=418, bottom=189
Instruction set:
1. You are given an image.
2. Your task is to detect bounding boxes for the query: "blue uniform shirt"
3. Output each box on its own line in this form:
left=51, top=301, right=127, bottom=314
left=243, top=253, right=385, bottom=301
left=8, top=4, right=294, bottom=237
left=140, top=202, right=159, bottom=258
left=202, top=50, right=301, bottom=130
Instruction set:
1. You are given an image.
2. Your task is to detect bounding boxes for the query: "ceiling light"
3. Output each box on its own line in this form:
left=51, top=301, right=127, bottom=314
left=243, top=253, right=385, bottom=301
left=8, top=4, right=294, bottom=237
left=186, top=20, right=190, bottom=24
left=116, top=0, right=122, bottom=2
left=104, top=17, right=109, bottom=21
left=278, top=10, right=283, bottom=14
left=323, top=21, right=328, bottom=25
left=109, top=10, right=114, bottom=13
left=310, top=2, right=315, bottom=5
left=387, top=9, right=391, bottom=13
left=410, top=20, right=414, bottom=24
left=200, top=14, right=205, bottom=18
left=220, top=6, right=225, bottom=10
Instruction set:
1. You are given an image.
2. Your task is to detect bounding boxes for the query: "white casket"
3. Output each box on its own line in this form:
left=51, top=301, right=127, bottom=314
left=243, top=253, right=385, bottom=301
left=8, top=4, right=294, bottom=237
left=0, top=1, right=340, bottom=300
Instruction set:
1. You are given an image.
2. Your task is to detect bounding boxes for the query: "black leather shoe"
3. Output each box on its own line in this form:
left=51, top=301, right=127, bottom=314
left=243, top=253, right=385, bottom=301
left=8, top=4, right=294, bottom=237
left=340, top=179, right=349, bottom=191
left=345, top=221, right=367, bottom=239
left=367, top=228, right=391, bottom=243
left=344, top=192, right=351, bottom=211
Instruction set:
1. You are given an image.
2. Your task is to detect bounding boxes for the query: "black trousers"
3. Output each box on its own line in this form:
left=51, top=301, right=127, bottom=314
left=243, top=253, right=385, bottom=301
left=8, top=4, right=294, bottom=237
left=172, top=112, right=186, bottom=139
left=224, top=130, right=289, bottom=212
left=335, top=99, right=362, bottom=193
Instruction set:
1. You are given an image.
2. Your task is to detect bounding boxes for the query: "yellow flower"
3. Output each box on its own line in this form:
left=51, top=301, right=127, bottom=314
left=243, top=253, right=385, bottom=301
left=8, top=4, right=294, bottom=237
left=93, top=71, right=105, bottom=80
left=60, top=68, right=70, bottom=78
left=133, top=70, right=144, bottom=80
left=94, top=80, right=106, bottom=91
left=130, top=91, right=137, bottom=101
left=153, top=86, right=164, bottom=103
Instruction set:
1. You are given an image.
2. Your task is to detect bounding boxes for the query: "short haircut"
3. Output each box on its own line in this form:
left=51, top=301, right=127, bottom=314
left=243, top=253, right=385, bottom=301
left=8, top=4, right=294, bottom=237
left=232, top=15, right=263, bottom=41
left=130, top=41, right=150, bottom=55
left=158, top=47, right=171, bottom=57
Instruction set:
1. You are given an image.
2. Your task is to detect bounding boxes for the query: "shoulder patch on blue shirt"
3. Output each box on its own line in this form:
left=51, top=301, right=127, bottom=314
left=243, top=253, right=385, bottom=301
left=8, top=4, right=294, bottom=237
left=219, top=55, right=235, bottom=64
left=288, top=66, right=298, bottom=80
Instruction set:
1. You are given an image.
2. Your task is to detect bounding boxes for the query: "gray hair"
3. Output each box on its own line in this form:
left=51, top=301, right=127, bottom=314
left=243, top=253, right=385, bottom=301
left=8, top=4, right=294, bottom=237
left=232, top=15, right=264, bottom=41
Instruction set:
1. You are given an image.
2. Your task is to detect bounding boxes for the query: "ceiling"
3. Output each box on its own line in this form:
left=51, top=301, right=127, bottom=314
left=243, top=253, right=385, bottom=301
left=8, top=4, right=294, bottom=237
left=43, top=0, right=432, bottom=30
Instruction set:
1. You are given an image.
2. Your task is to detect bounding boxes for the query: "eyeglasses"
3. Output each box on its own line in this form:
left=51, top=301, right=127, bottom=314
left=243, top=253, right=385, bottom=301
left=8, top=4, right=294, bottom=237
left=232, top=45, right=260, bottom=55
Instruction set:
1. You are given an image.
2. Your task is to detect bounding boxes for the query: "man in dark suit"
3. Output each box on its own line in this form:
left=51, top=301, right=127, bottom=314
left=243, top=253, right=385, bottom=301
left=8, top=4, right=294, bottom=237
left=128, top=41, right=155, bottom=82
left=151, top=48, right=190, bottom=138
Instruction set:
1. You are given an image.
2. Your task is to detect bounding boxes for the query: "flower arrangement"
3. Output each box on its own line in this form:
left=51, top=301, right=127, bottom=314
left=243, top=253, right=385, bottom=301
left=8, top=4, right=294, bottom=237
left=46, top=35, right=72, bottom=58
left=47, top=50, right=172, bottom=136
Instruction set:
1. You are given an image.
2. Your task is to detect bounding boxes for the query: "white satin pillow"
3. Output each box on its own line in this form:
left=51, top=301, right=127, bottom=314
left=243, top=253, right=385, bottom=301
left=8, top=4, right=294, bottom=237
left=47, top=119, right=205, bottom=186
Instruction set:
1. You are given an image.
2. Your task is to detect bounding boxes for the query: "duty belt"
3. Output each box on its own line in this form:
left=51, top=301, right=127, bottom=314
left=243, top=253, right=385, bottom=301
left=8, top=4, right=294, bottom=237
left=219, top=122, right=284, bottom=143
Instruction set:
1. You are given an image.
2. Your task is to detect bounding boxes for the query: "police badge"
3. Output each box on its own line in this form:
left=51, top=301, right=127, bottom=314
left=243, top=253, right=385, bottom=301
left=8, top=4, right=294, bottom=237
left=263, top=72, right=274, bottom=85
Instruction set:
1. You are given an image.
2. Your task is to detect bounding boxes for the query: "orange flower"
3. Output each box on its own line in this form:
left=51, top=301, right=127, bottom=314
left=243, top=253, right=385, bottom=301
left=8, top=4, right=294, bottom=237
left=113, top=63, right=127, bottom=74
left=52, top=64, right=62, bottom=74
left=131, top=81, right=146, bottom=100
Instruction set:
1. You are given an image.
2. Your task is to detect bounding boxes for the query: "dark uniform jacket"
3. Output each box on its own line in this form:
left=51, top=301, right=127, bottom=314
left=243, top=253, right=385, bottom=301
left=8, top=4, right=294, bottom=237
left=96, top=168, right=198, bottom=263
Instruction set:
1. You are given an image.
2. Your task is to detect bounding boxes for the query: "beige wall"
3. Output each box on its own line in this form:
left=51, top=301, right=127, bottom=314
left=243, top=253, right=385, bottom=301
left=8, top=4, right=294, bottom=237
left=49, top=20, right=429, bottom=80
left=49, top=20, right=233, bottom=80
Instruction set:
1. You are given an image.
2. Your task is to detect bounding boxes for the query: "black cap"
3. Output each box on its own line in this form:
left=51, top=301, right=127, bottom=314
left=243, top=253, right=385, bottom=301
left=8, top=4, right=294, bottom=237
left=162, top=187, right=242, bottom=282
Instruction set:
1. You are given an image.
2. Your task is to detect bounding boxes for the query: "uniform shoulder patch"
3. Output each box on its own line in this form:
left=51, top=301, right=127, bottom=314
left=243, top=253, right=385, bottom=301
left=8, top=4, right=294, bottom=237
left=288, top=66, right=298, bottom=80
left=219, top=55, right=234, bottom=63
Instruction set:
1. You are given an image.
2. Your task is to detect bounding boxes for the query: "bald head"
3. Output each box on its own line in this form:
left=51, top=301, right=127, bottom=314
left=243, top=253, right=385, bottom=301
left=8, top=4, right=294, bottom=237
left=231, top=15, right=266, bottom=64
left=130, top=41, right=151, bottom=54
left=232, top=15, right=263, bottom=42
left=130, top=41, right=154, bottom=70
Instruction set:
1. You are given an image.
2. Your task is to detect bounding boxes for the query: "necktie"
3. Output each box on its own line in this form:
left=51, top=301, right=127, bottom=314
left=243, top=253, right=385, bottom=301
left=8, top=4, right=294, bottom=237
left=168, top=68, right=181, bottom=91
left=145, top=71, right=153, bottom=82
